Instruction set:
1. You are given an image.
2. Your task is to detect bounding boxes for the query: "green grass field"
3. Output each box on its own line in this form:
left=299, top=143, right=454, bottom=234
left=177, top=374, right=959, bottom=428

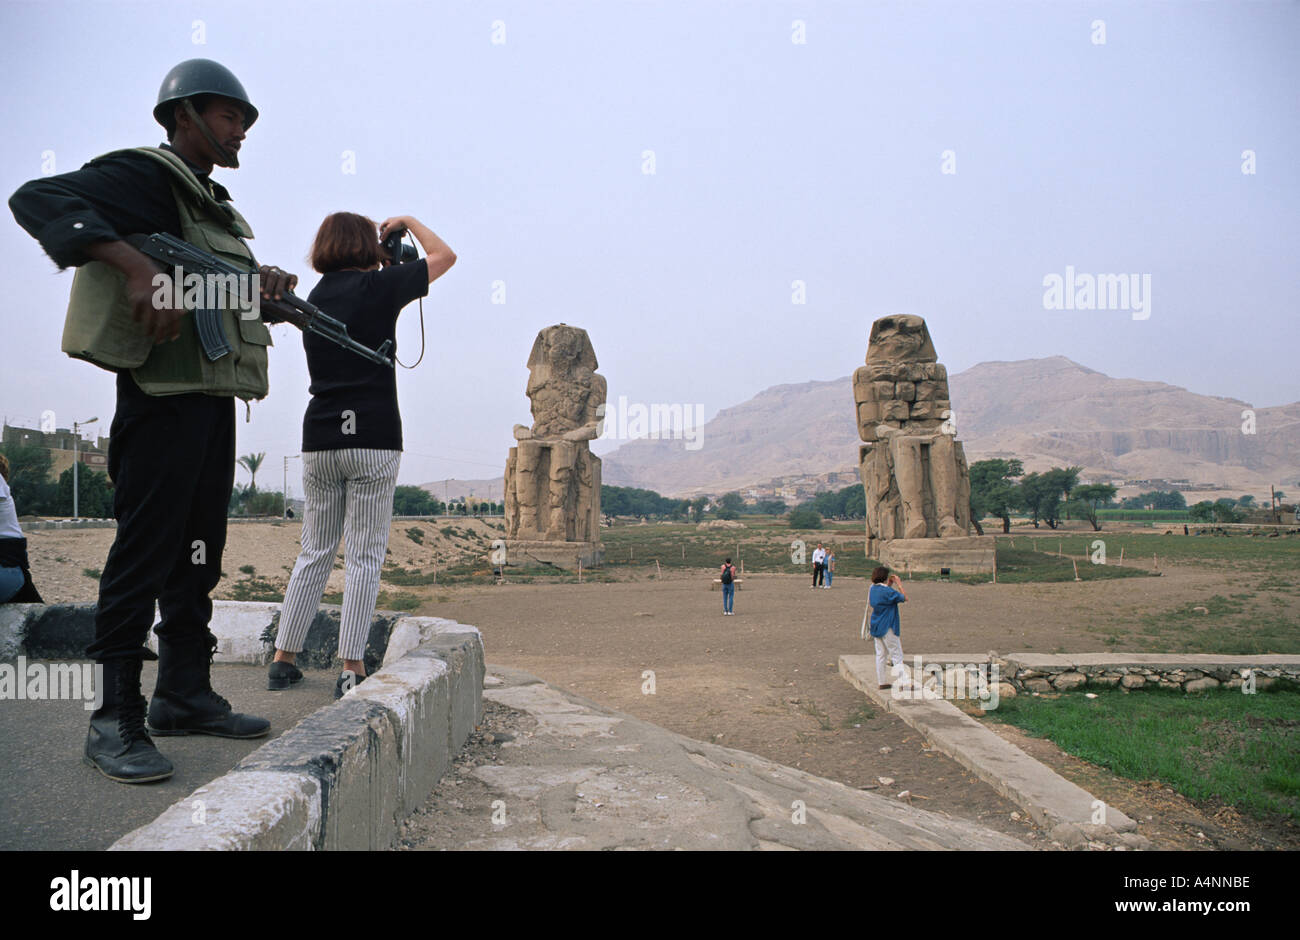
left=981, top=683, right=1300, bottom=824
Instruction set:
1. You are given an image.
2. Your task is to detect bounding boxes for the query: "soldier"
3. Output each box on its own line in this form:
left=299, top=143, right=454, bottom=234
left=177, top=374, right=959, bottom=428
left=9, top=59, right=298, bottom=783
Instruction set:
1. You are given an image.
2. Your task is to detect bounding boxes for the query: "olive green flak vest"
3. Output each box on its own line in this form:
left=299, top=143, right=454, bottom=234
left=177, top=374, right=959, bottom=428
left=60, top=146, right=271, bottom=401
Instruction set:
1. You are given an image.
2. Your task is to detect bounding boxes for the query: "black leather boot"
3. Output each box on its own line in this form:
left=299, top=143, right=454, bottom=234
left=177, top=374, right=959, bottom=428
left=148, top=631, right=271, bottom=738
left=267, top=659, right=303, bottom=691
left=84, top=657, right=175, bottom=784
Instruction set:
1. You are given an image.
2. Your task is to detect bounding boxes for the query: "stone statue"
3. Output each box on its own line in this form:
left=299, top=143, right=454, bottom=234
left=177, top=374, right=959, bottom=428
left=503, top=324, right=605, bottom=566
left=855, top=315, right=984, bottom=570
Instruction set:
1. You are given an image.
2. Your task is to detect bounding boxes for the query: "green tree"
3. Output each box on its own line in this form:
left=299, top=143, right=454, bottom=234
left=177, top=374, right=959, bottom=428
left=716, top=491, right=745, bottom=520
left=1189, top=501, right=1215, bottom=523
left=969, top=458, right=1023, bottom=534
left=1122, top=490, right=1187, bottom=510
left=237, top=452, right=266, bottom=492
left=1070, top=483, right=1117, bottom=531
left=840, top=485, right=865, bottom=519
left=0, top=443, right=56, bottom=515
left=393, top=485, right=442, bottom=515
left=812, top=490, right=840, bottom=518
left=753, top=498, right=788, bottom=516
left=1212, top=498, right=1243, bottom=523
left=788, top=505, right=822, bottom=529
left=1236, top=494, right=1255, bottom=508
left=1017, top=473, right=1053, bottom=528
left=1018, top=467, right=1080, bottom=528
left=56, top=466, right=114, bottom=518
left=600, top=485, right=680, bottom=518
left=690, top=496, right=709, bottom=521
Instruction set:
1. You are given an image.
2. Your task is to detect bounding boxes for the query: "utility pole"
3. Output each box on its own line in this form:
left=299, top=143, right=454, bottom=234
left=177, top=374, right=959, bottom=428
left=72, top=416, right=98, bottom=520
left=283, top=455, right=301, bottom=519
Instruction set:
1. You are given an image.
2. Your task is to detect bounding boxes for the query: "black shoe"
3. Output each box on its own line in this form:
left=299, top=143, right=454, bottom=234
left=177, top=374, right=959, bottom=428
left=267, top=659, right=304, bottom=691
left=334, top=670, right=366, bottom=700
left=84, top=658, right=174, bottom=784
left=148, top=631, right=271, bottom=739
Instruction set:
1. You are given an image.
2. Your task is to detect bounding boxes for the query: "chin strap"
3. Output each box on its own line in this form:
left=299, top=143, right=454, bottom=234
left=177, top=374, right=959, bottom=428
left=181, top=98, right=239, bottom=168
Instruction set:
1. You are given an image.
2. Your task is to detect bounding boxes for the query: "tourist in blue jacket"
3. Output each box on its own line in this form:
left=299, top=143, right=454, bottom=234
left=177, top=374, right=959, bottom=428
left=866, top=566, right=907, bottom=689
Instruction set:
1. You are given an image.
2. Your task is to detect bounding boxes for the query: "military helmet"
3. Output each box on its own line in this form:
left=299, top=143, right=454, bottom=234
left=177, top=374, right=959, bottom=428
left=153, top=58, right=258, bottom=130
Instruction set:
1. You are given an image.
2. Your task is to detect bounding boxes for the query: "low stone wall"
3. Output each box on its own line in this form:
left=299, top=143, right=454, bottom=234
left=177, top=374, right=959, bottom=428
left=18, top=519, right=116, bottom=531
left=996, top=654, right=1300, bottom=695
left=1, top=600, right=405, bottom=674
left=2, top=600, right=485, bottom=851
left=110, top=617, right=483, bottom=851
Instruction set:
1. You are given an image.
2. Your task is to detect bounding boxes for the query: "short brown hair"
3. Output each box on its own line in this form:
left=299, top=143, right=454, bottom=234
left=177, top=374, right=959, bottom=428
left=871, top=566, right=890, bottom=583
left=309, top=212, right=381, bottom=273
left=0, top=454, right=9, bottom=482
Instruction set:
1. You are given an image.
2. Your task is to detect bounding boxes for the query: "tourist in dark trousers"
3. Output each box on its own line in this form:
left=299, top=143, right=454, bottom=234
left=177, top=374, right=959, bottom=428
left=865, top=566, right=907, bottom=689
left=720, top=557, right=736, bottom=615
left=811, top=542, right=825, bottom=587
left=9, top=59, right=295, bottom=783
left=268, top=212, right=455, bottom=698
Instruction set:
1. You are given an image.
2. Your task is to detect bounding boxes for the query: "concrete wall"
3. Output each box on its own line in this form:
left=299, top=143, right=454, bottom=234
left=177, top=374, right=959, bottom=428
left=1, top=601, right=485, bottom=850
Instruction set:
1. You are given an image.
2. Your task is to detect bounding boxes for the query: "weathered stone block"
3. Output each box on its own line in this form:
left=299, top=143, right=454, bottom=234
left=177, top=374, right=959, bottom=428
left=236, top=697, right=402, bottom=850
left=1052, top=672, right=1087, bottom=691
left=913, top=380, right=941, bottom=401
left=882, top=400, right=910, bottom=421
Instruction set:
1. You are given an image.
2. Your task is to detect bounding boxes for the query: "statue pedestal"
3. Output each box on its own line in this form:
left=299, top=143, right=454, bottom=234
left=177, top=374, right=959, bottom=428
left=503, top=540, right=603, bottom=570
left=876, top=536, right=995, bottom=576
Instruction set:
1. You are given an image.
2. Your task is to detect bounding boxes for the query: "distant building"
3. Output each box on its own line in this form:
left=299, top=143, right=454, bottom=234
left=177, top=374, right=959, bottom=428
left=3, top=422, right=108, bottom=480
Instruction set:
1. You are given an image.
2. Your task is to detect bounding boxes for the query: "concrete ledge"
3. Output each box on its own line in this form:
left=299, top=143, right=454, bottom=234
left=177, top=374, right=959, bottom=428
left=840, top=654, right=1137, bottom=833
left=110, top=618, right=484, bottom=851
left=0, top=604, right=40, bottom=661
left=109, top=771, right=321, bottom=851
left=20, top=519, right=116, bottom=531
left=235, top=696, right=403, bottom=850
left=5, top=600, right=406, bottom=671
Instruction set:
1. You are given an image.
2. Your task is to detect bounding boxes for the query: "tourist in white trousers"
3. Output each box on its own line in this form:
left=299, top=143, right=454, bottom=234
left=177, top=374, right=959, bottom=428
left=273, top=448, right=401, bottom=680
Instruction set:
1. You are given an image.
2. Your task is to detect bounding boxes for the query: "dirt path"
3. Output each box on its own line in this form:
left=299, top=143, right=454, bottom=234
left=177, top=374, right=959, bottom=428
left=23, top=524, right=1294, bottom=848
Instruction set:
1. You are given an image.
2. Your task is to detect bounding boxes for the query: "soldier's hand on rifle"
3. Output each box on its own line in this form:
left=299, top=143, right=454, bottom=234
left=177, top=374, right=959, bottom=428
left=126, top=263, right=183, bottom=343
left=86, top=238, right=183, bottom=343
left=258, top=264, right=297, bottom=301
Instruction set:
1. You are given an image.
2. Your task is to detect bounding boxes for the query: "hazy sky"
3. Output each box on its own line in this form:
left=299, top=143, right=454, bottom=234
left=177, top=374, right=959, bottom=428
left=2, top=0, right=1297, bottom=494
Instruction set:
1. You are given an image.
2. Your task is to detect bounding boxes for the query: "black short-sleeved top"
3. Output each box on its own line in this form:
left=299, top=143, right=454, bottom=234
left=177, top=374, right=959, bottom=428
left=300, top=259, right=428, bottom=452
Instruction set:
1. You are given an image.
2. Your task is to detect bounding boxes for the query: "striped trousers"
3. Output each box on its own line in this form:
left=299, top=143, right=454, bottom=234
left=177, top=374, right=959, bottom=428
left=276, top=448, right=401, bottom=662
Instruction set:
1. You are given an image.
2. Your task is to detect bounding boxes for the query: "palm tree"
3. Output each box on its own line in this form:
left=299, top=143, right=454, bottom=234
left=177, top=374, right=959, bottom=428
left=238, top=452, right=266, bottom=492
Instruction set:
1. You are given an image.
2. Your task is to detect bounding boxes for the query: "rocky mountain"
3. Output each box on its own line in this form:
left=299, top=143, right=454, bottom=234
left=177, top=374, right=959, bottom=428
left=599, top=357, right=1300, bottom=497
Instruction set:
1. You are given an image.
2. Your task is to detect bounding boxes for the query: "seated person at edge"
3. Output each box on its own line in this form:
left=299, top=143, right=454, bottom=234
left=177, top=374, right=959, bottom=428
left=268, top=212, right=455, bottom=698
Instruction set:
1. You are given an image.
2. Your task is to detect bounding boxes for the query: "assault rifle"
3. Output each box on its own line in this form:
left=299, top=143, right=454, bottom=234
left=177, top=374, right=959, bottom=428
left=126, top=232, right=394, bottom=368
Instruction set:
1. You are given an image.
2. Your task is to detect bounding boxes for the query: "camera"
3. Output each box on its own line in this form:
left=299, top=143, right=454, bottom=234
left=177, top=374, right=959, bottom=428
left=380, top=226, right=419, bottom=266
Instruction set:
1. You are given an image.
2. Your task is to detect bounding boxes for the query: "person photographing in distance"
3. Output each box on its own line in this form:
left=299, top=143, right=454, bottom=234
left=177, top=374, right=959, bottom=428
left=268, top=212, right=455, bottom=698
left=866, top=566, right=907, bottom=690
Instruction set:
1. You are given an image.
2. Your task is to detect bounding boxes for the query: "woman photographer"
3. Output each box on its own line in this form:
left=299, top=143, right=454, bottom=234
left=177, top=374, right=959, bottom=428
left=268, top=213, right=455, bottom=697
